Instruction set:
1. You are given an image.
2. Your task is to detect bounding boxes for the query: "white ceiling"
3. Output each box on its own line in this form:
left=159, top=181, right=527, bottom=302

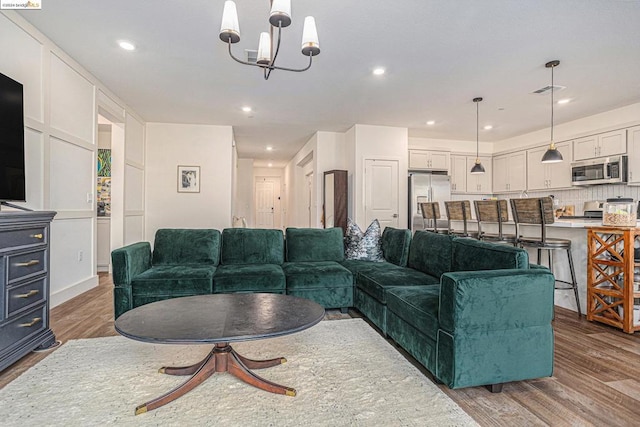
left=17, top=0, right=640, bottom=166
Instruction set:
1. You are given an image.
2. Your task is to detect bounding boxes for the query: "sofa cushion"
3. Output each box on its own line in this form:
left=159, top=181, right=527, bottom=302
left=220, top=228, right=284, bottom=265
left=152, top=229, right=221, bottom=266
left=285, top=227, right=345, bottom=262
left=213, top=264, right=285, bottom=293
left=357, top=267, right=439, bottom=303
left=340, top=260, right=404, bottom=279
left=381, top=227, right=412, bottom=266
left=451, top=237, right=529, bottom=272
left=344, top=219, right=384, bottom=261
left=386, top=285, right=441, bottom=341
left=282, top=261, right=352, bottom=290
left=131, top=265, right=216, bottom=295
left=407, top=231, right=454, bottom=279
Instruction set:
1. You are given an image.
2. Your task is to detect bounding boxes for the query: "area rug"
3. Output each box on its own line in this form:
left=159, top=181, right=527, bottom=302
left=0, top=319, right=477, bottom=426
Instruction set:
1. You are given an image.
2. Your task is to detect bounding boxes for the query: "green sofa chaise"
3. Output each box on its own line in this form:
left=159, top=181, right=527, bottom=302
left=111, top=226, right=554, bottom=392
left=345, top=230, right=554, bottom=391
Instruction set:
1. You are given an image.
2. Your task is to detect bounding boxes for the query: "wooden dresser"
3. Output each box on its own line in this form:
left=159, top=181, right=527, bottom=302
left=0, top=210, right=57, bottom=371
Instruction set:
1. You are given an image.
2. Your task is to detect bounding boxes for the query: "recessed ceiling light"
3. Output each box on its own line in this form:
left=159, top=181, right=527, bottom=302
left=268, top=163, right=273, bottom=167
left=426, top=120, right=435, bottom=126
left=557, top=98, right=571, bottom=104
left=372, top=67, right=385, bottom=76
left=242, top=106, right=252, bottom=113
left=266, top=146, right=273, bottom=151
left=484, top=125, right=493, bottom=130
left=118, top=40, right=136, bottom=51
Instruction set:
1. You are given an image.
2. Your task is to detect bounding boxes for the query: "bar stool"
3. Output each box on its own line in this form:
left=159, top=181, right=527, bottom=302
left=444, top=200, right=474, bottom=237
left=473, top=199, right=517, bottom=246
left=419, top=202, right=448, bottom=234
left=510, top=197, right=581, bottom=316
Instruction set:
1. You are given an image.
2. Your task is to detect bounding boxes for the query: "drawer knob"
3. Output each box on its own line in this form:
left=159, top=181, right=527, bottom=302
left=16, top=289, right=40, bottom=299
left=31, top=233, right=43, bottom=239
left=19, top=317, right=42, bottom=328
left=15, top=260, right=40, bottom=267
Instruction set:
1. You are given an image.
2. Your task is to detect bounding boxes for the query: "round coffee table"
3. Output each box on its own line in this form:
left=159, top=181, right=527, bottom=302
left=114, top=293, right=325, bottom=415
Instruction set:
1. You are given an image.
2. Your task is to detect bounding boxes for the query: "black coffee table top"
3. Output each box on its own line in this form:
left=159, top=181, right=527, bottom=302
left=114, top=293, right=326, bottom=344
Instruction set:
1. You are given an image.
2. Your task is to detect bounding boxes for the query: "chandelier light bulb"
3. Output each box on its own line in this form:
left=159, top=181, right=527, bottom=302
left=269, top=0, right=291, bottom=27
left=301, top=16, right=320, bottom=56
left=220, top=1, right=240, bottom=43
left=257, top=32, right=272, bottom=65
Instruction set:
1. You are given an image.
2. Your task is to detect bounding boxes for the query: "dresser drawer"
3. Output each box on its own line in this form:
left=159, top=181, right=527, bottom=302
left=7, top=277, right=46, bottom=317
left=0, top=304, right=46, bottom=353
left=0, top=226, right=47, bottom=251
left=8, top=250, right=47, bottom=284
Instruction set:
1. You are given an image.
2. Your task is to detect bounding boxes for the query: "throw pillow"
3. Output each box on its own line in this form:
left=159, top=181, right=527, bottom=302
left=344, top=218, right=384, bottom=262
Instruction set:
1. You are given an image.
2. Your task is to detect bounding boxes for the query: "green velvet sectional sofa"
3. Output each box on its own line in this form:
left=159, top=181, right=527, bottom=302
left=112, top=226, right=555, bottom=392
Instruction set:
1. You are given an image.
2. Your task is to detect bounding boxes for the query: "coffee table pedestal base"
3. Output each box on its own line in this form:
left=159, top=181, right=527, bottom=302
left=135, top=343, right=295, bottom=415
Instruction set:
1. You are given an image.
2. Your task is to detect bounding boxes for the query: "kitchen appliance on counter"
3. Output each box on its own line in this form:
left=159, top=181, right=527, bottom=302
left=603, top=197, right=638, bottom=226
left=583, top=200, right=604, bottom=218
left=556, top=201, right=603, bottom=219
left=408, top=172, right=451, bottom=232
left=571, top=155, right=627, bottom=186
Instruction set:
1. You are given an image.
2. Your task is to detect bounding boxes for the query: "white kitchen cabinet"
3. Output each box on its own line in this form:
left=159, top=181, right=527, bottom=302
left=527, top=141, right=572, bottom=190
left=627, top=126, right=640, bottom=184
left=493, top=151, right=527, bottom=193
left=409, top=149, right=450, bottom=171
left=466, top=156, right=492, bottom=194
left=450, top=155, right=467, bottom=193
left=573, top=129, right=626, bottom=161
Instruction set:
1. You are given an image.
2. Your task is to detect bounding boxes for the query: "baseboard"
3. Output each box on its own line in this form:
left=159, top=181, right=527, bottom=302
left=50, top=275, right=99, bottom=308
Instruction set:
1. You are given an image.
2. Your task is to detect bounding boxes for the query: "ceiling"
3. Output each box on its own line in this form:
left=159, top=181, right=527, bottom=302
left=17, top=0, right=640, bottom=167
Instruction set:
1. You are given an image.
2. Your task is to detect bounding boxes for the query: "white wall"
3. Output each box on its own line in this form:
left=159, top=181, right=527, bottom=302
left=145, top=123, right=233, bottom=240
left=283, top=131, right=349, bottom=229
left=285, top=135, right=316, bottom=228
left=235, top=158, right=253, bottom=227
left=351, top=124, right=409, bottom=228
left=0, top=11, right=145, bottom=307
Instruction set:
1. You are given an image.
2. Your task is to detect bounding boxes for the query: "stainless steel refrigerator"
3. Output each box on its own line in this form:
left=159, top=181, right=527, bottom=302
left=408, top=172, right=451, bottom=232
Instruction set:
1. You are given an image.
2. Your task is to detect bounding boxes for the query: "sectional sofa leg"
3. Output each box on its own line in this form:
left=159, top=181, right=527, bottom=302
left=486, top=383, right=504, bottom=393
left=340, top=307, right=349, bottom=314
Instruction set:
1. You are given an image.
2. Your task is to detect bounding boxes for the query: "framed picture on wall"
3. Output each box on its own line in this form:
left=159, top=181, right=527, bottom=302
left=177, top=165, right=200, bottom=193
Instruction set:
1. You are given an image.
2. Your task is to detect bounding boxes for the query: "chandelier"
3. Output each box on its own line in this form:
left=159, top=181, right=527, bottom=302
left=219, top=0, right=321, bottom=80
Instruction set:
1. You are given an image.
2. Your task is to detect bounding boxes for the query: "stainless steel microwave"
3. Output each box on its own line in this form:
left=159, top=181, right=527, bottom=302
left=571, top=155, right=627, bottom=186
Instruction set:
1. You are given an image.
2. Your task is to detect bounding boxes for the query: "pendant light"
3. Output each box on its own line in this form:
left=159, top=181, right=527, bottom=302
left=541, top=60, right=563, bottom=163
left=470, top=97, right=485, bottom=174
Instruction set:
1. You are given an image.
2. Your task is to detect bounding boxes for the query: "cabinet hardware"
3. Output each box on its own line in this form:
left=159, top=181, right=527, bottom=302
left=15, top=260, right=40, bottom=267
left=19, top=317, right=42, bottom=328
left=30, top=233, right=43, bottom=239
left=392, top=213, right=398, bottom=218
left=16, top=289, right=40, bottom=298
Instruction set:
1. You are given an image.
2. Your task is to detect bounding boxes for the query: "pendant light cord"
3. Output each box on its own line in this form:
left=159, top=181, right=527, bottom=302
left=550, top=64, right=554, bottom=143
left=476, top=100, right=480, bottom=158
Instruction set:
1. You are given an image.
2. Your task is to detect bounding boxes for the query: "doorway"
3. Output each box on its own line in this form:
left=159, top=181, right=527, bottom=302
left=255, top=176, right=282, bottom=229
left=364, top=159, right=399, bottom=229
left=95, top=112, right=125, bottom=273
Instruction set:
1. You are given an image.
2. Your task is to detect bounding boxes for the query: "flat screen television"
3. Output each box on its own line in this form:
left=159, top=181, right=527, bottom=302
left=0, top=72, right=26, bottom=202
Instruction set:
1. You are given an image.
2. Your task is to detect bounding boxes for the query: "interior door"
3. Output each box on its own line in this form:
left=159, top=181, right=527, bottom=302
left=365, top=159, right=399, bottom=229
left=255, top=178, right=279, bottom=228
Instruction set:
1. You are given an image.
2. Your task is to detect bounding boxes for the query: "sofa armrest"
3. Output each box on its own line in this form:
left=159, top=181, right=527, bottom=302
left=111, top=242, right=152, bottom=286
left=438, top=269, right=554, bottom=333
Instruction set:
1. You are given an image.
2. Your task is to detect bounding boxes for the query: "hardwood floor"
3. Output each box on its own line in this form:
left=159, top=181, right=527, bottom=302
left=2, top=273, right=640, bottom=425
